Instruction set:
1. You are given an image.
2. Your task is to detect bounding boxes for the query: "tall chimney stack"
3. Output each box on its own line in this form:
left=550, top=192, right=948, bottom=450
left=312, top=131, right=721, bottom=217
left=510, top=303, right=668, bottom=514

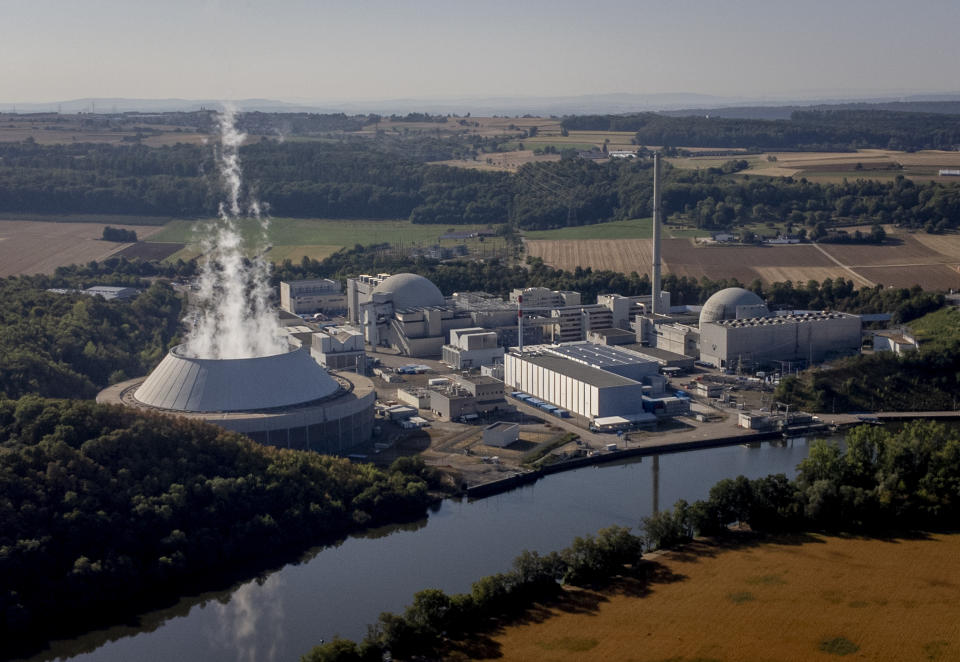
left=517, top=294, right=523, bottom=354
left=651, top=152, right=662, bottom=316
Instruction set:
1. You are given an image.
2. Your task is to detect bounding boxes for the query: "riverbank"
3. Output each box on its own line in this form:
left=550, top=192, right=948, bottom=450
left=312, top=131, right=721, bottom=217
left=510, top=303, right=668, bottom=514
left=464, top=410, right=960, bottom=499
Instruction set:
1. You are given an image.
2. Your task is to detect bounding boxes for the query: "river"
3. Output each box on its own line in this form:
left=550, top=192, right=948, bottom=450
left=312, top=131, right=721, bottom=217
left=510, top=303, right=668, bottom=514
left=26, top=437, right=832, bottom=662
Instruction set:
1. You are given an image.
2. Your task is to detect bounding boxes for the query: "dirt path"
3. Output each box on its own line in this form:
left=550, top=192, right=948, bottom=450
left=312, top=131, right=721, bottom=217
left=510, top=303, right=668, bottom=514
left=811, top=242, right=876, bottom=286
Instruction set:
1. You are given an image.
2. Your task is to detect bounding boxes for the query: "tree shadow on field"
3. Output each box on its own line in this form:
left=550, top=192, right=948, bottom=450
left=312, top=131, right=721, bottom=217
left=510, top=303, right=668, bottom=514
left=647, top=530, right=828, bottom=566
left=438, top=561, right=689, bottom=660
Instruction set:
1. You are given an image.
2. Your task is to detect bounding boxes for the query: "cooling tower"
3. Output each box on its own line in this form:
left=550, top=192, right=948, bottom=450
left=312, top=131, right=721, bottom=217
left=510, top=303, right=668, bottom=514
left=99, top=344, right=375, bottom=454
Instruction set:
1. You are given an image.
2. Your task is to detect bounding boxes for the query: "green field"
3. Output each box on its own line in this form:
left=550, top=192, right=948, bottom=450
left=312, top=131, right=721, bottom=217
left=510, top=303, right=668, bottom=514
left=148, top=217, right=497, bottom=247
left=146, top=217, right=507, bottom=263
left=523, top=217, right=708, bottom=240
left=504, top=140, right=597, bottom=152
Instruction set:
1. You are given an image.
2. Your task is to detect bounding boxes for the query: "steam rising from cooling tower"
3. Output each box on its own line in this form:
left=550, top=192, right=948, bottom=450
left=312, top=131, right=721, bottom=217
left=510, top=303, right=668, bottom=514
left=182, top=107, right=285, bottom=360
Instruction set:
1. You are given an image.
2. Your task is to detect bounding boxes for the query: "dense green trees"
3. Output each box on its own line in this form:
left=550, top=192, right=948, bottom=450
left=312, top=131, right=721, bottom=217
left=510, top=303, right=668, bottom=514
left=101, top=226, right=137, bottom=242
left=647, top=421, right=960, bottom=541
left=2, top=132, right=958, bottom=231
left=562, top=109, right=960, bottom=151
left=0, top=277, right=182, bottom=399
left=0, top=398, right=441, bottom=653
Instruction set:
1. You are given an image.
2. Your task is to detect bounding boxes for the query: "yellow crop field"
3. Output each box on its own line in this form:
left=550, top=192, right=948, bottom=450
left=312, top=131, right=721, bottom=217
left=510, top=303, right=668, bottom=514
left=525, top=239, right=654, bottom=274
left=485, top=533, right=960, bottom=662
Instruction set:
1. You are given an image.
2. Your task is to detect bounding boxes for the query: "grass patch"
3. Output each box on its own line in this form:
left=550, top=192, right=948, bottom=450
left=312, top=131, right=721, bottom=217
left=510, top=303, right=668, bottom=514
left=536, top=636, right=599, bottom=652
left=819, top=636, right=859, bottom=656
left=265, top=244, right=342, bottom=263
left=147, top=218, right=503, bottom=259
left=726, top=591, right=755, bottom=604
left=908, top=306, right=960, bottom=347
left=525, top=217, right=653, bottom=240
left=745, top=574, right=786, bottom=586
left=0, top=212, right=173, bottom=226
left=521, top=433, right=578, bottom=467
left=504, top=140, right=597, bottom=152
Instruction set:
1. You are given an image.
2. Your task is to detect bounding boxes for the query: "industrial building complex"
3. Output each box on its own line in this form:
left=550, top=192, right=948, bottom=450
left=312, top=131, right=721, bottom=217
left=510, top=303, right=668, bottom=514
left=100, top=151, right=876, bottom=458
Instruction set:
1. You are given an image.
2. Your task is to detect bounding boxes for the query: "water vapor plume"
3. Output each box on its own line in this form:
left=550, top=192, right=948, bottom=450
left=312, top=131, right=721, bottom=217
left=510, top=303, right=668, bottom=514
left=183, top=106, right=285, bottom=360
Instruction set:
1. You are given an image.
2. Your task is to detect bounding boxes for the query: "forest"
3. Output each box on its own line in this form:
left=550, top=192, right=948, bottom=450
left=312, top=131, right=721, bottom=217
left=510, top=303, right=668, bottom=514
left=0, top=397, right=444, bottom=654
left=1, top=132, right=959, bottom=232
left=302, top=420, right=960, bottom=661
left=0, top=277, right=182, bottom=400
left=561, top=109, right=960, bottom=151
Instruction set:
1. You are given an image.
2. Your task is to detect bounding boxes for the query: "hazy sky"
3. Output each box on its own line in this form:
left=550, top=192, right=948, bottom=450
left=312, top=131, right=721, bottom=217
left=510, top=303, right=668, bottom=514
left=2, top=0, right=958, bottom=103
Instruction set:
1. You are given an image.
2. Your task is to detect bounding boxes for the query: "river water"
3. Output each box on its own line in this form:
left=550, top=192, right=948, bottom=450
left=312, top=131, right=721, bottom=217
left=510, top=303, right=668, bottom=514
left=28, top=437, right=831, bottom=662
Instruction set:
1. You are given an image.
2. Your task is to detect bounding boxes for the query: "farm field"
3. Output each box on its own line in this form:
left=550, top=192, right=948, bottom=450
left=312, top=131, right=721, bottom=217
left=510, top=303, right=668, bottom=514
left=524, top=218, right=709, bottom=241
left=667, top=148, right=960, bottom=183
left=525, top=218, right=654, bottom=240
left=149, top=218, right=492, bottom=247
left=0, top=114, right=210, bottom=146
left=0, top=220, right=162, bottom=277
left=526, top=230, right=960, bottom=291
left=485, top=533, right=960, bottom=662
left=525, top=239, right=655, bottom=275
left=147, top=218, right=506, bottom=264
left=432, top=150, right=561, bottom=172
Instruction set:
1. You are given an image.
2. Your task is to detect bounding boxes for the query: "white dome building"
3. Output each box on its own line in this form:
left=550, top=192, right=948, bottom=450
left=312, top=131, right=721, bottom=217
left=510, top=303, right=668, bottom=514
left=699, top=287, right=769, bottom=327
left=372, top=273, right=445, bottom=310
left=348, top=272, right=486, bottom=357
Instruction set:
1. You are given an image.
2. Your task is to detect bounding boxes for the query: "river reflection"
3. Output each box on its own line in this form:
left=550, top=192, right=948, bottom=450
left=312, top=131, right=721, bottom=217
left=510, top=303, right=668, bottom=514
left=23, top=437, right=831, bottom=662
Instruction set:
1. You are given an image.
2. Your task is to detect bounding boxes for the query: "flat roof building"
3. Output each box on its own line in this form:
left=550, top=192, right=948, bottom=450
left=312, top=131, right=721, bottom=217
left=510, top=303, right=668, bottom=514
left=280, top=278, right=346, bottom=315
left=504, top=351, right=647, bottom=420
left=700, top=311, right=861, bottom=369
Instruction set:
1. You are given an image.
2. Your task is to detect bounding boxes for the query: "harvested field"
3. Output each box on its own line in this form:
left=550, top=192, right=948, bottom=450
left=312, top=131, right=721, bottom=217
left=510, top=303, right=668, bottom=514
left=820, top=235, right=953, bottom=266
left=115, top=242, right=185, bottom=260
left=0, top=221, right=162, bottom=276
left=433, top=150, right=561, bottom=172
left=854, top=264, right=960, bottom=290
left=752, top=265, right=866, bottom=285
left=485, top=533, right=960, bottom=662
left=527, top=232, right=960, bottom=290
left=910, top=231, right=960, bottom=257
left=664, top=242, right=840, bottom=285
left=525, top=239, right=653, bottom=274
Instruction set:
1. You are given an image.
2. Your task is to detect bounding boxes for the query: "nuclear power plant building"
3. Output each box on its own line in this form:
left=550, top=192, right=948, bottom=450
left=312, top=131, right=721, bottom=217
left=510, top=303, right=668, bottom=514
left=98, top=343, right=375, bottom=454
left=699, top=311, right=861, bottom=368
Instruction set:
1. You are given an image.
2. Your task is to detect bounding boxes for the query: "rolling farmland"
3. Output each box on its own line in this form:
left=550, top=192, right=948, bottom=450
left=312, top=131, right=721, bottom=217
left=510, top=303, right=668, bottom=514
left=0, top=220, right=162, bottom=277
left=487, top=533, right=960, bottom=662
left=526, top=231, right=960, bottom=291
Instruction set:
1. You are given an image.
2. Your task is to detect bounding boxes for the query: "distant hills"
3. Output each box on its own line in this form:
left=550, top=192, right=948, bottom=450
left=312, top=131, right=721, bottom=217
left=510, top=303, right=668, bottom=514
left=4, top=91, right=960, bottom=117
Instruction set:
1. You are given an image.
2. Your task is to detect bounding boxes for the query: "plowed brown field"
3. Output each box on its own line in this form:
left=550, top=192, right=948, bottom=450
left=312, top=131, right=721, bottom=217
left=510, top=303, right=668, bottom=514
left=525, top=239, right=654, bottom=274
left=526, top=233, right=960, bottom=291
left=484, top=533, right=960, bottom=662
left=0, top=221, right=162, bottom=276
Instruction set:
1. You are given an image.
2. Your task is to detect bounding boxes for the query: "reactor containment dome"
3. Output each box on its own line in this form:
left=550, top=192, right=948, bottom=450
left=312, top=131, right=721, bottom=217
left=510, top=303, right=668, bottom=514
left=372, top=272, right=445, bottom=309
left=699, top=287, right=769, bottom=327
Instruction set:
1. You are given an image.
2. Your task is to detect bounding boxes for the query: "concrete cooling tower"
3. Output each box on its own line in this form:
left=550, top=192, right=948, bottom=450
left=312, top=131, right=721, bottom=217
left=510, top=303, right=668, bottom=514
left=99, top=344, right=375, bottom=455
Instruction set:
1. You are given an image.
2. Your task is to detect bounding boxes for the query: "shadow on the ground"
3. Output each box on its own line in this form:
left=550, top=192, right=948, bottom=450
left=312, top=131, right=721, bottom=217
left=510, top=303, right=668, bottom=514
left=439, top=528, right=949, bottom=660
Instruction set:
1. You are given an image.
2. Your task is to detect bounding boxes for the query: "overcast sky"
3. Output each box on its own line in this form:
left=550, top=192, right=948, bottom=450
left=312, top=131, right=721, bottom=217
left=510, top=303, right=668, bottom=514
left=2, top=0, right=958, bottom=104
